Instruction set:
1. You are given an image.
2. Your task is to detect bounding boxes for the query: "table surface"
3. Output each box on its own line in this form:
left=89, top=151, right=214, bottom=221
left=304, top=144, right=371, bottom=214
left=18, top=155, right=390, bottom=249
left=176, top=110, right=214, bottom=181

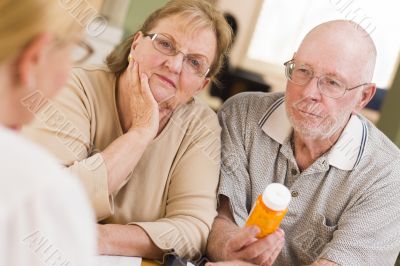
left=142, top=259, right=163, bottom=266
left=95, top=256, right=162, bottom=266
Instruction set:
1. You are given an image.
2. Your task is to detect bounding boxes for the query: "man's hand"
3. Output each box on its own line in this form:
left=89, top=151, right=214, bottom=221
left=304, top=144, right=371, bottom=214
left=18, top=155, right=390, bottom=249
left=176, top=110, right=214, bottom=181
left=207, top=196, right=285, bottom=266
left=222, top=225, right=285, bottom=266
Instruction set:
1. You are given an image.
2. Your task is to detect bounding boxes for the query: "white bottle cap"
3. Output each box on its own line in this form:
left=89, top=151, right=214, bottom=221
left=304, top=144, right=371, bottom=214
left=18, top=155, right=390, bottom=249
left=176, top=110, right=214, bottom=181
left=262, top=183, right=291, bottom=211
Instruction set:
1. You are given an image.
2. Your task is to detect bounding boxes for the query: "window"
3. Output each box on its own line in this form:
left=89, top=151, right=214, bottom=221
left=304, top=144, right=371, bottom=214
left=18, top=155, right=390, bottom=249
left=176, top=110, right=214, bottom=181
left=246, top=0, right=400, bottom=88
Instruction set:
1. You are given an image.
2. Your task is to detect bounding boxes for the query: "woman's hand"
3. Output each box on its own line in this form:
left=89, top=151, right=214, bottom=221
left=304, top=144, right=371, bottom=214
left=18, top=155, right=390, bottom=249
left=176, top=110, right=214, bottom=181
left=100, top=60, right=161, bottom=194
left=126, top=59, right=159, bottom=139
left=97, top=224, right=164, bottom=258
left=97, top=224, right=110, bottom=255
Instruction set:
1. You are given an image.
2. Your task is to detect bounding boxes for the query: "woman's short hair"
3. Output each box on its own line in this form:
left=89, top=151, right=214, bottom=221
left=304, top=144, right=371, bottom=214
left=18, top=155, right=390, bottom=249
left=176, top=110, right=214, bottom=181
left=106, top=0, right=233, bottom=82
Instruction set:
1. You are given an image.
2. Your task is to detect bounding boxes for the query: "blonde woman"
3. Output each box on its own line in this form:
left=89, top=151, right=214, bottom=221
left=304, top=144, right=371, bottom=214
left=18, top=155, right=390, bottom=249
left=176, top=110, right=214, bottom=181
left=24, top=0, right=232, bottom=260
left=0, top=0, right=100, bottom=265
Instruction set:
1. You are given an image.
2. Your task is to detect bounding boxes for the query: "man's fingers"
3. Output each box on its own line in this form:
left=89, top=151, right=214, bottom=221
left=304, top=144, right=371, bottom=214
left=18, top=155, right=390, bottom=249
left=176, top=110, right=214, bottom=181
left=254, top=236, right=284, bottom=266
left=268, top=237, right=285, bottom=264
left=258, top=228, right=284, bottom=247
left=238, top=229, right=284, bottom=261
left=228, top=226, right=260, bottom=252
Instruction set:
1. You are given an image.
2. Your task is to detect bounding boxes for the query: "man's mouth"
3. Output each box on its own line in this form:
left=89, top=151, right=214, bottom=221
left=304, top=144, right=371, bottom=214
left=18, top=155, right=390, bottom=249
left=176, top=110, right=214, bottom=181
left=298, top=109, right=324, bottom=118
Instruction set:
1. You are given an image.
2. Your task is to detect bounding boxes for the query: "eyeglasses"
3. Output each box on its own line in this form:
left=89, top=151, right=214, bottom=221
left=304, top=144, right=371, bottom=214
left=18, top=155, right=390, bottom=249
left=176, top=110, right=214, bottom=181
left=284, top=59, right=369, bottom=99
left=144, top=33, right=210, bottom=77
left=70, top=41, right=94, bottom=64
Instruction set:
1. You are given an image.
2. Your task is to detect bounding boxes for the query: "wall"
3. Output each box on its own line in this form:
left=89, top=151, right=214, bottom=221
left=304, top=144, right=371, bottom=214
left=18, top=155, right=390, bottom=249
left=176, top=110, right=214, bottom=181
left=101, top=0, right=130, bottom=27
left=378, top=58, right=400, bottom=147
left=123, top=0, right=168, bottom=35
left=217, top=0, right=287, bottom=92
left=217, top=0, right=262, bottom=67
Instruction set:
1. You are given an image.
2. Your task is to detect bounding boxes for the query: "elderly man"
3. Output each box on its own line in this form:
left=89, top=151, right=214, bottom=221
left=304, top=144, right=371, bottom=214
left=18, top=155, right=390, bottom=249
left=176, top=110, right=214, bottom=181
left=206, top=20, right=400, bottom=266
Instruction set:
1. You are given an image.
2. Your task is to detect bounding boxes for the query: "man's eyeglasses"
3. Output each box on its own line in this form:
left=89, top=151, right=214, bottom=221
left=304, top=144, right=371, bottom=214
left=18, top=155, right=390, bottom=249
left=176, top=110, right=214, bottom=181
left=70, top=41, right=94, bottom=64
left=144, top=33, right=210, bottom=77
left=284, top=59, right=370, bottom=99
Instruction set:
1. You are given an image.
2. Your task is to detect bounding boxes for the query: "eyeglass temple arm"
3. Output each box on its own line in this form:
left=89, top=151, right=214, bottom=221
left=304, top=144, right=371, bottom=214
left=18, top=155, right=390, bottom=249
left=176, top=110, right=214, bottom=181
left=347, top=82, right=371, bottom=91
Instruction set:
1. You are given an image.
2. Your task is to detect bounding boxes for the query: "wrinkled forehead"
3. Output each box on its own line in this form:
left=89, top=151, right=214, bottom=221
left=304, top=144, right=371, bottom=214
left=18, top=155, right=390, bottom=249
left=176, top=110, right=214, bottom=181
left=150, top=14, right=217, bottom=60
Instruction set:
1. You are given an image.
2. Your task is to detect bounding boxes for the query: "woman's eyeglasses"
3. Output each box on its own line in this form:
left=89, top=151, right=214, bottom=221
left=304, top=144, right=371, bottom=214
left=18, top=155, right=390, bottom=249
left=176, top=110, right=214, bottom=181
left=144, top=33, right=210, bottom=77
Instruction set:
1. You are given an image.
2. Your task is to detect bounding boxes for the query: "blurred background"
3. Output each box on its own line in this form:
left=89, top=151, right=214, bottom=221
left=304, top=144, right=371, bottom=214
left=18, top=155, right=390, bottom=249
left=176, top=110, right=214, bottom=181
left=84, top=0, right=400, bottom=150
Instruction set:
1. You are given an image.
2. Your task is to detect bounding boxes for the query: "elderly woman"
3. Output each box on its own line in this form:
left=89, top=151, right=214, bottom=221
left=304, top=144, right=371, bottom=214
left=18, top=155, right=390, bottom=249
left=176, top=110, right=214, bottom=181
left=23, top=0, right=232, bottom=260
left=0, top=0, right=100, bottom=265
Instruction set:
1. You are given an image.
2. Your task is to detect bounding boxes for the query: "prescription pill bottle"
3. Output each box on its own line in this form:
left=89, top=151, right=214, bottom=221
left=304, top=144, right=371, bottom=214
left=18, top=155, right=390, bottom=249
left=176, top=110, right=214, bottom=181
left=245, top=183, right=291, bottom=238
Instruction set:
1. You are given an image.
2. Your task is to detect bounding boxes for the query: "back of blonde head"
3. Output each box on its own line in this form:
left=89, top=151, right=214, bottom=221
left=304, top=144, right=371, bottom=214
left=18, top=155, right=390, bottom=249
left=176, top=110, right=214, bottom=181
left=0, top=0, right=99, bottom=63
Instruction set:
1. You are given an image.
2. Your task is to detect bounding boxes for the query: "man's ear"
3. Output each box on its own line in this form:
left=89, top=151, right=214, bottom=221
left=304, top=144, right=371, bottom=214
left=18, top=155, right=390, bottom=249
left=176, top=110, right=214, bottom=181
left=353, top=83, right=376, bottom=113
left=16, top=33, right=53, bottom=88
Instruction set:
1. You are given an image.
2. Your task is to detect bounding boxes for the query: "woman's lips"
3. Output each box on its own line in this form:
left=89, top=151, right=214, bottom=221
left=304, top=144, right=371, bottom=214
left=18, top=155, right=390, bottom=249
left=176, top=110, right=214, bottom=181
left=156, top=74, right=176, bottom=88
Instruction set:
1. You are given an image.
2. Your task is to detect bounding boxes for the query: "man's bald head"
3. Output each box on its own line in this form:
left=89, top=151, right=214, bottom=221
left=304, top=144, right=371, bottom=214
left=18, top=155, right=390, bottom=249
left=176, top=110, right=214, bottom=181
left=296, top=20, right=377, bottom=83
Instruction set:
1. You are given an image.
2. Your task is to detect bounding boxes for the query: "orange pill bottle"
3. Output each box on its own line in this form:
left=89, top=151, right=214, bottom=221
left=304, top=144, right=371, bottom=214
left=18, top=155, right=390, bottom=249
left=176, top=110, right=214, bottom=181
left=245, top=183, right=291, bottom=238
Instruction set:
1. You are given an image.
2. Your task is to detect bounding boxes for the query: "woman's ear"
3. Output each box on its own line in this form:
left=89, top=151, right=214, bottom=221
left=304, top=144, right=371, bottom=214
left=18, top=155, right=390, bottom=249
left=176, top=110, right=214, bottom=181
left=130, top=31, right=144, bottom=54
left=194, top=78, right=211, bottom=96
left=16, top=33, right=53, bottom=88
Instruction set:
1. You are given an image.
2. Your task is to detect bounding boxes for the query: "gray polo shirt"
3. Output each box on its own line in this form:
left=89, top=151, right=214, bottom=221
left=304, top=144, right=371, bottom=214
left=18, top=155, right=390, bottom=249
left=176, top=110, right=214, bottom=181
left=218, top=92, right=400, bottom=266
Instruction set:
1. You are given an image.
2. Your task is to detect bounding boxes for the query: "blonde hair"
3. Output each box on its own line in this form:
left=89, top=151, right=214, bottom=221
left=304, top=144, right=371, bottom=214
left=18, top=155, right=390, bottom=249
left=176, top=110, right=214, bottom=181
left=0, top=0, right=100, bottom=62
left=106, top=0, right=232, bottom=82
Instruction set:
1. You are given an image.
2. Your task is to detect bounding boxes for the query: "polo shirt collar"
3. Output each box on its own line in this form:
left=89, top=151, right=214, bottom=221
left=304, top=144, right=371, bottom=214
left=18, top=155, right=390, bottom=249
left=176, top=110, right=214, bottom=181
left=259, top=96, right=368, bottom=171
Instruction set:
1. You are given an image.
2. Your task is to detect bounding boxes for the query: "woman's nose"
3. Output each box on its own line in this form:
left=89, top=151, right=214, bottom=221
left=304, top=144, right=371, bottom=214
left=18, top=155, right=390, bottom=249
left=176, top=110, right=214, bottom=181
left=164, top=52, right=184, bottom=74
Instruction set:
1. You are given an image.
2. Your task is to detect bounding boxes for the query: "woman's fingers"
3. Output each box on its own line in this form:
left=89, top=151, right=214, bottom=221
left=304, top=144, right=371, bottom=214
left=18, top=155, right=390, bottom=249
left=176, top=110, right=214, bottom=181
left=124, top=60, right=159, bottom=136
left=127, top=59, right=140, bottom=94
left=140, top=73, right=157, bottom=106
left=128, top=60, right=155, bottom=105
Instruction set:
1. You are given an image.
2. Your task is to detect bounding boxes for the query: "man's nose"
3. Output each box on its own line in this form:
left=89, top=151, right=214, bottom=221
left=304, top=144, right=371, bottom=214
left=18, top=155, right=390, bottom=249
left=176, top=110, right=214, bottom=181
left=302, top=76, right=322, bottom=100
